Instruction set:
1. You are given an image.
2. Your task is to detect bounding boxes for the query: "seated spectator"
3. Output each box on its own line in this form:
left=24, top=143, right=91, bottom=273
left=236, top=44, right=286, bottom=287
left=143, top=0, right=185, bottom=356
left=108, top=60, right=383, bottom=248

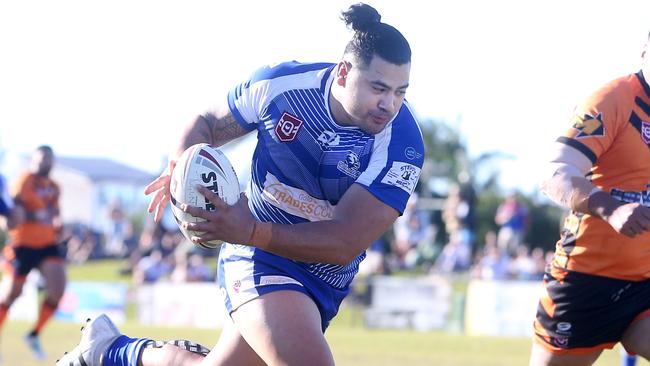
left=432, top=231, right=472, bottom=274
left=509, top=245, right=537, bottom=280
left=133, top=249, right=172, bottom=284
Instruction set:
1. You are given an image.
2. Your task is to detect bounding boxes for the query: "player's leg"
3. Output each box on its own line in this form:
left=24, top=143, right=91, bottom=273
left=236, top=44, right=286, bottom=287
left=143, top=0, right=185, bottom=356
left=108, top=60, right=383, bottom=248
left=528, top=341, right=602, bottom=366
left=621, top=313, right=650, bottom=360
left=57, top=313, right=264, bottom=366
left=231, top=290, right=335, bottom=366
left=0, top=246, right=32, bottom=332
left=140, top=317, right=266, bottom=366
left=31, top=256, right=66, bottom=336
left=0, top=273, right=26, bottom=329
left=24, top=249, right=66, bottom=359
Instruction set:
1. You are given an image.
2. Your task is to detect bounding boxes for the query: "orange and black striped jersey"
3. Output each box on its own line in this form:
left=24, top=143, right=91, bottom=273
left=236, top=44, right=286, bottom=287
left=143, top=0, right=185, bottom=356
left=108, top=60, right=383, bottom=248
left=554, top=71, right=650, bottom=281
left=9, top=172, right=60, bottom=248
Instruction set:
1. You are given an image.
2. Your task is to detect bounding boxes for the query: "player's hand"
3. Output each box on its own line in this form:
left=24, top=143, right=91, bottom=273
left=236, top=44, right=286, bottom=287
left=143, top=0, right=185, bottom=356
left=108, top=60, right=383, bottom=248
left=144, top=160, right=176, bottom=222
left=181, top=187, right=255, bottom=245
left=605, top=202, right=650, bottom=238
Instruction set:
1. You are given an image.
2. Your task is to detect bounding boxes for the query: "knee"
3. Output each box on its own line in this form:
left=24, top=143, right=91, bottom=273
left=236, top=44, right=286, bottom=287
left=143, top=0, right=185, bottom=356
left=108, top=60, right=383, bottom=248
left=4, top=287, right=23, bottom=304
left=621, top=338, right=646, bottom=357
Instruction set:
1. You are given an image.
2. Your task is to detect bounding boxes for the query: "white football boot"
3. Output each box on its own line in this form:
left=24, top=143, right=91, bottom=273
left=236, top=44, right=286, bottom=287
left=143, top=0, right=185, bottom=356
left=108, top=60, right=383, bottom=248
left=56, top=314, right=122, bottom=366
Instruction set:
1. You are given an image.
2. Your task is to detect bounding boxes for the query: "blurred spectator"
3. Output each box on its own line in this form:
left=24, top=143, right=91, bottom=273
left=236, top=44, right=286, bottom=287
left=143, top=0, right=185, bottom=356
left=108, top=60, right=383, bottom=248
left=172, top=251, right=214, bottom=283
left=390, top=193, right=435, bottom=270
left=471, top=231, right=511, bottom=280
left=495, top=192, right=529, bottom=256
left=103, top=200, right=132, bottom=258
left=509, top=245, right=537, bottom=280
left=432, top=230, right=472, bottom=274
left=64, top=224, right=100, bottom=264
left=133, top=249, right=172, bottom=284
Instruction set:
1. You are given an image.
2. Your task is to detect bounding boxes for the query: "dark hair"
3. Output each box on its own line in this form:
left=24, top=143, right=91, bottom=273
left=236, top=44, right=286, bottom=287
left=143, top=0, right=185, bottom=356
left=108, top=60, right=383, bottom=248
left=341, top=3, right=411, bottom=67
left=36, top=145, right=53, bottom=154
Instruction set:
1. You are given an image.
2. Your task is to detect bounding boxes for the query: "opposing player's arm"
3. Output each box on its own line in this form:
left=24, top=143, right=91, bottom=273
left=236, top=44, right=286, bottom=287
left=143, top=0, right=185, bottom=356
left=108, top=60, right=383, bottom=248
left=541, top=141, right=650, bottom=237
left=540, top=141, right=599, bottom=213
left=174, top=104, right=249, bottom=157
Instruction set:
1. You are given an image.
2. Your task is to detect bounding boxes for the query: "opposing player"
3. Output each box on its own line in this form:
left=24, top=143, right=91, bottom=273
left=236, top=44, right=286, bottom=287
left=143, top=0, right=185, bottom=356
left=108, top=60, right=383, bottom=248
left=57, top=3, right=424, bottom=366
left=0, top=173, right=18, bottom=230
left=0, top=145, right=65, bottom=360
left=529, top=32, right=650, bottom=366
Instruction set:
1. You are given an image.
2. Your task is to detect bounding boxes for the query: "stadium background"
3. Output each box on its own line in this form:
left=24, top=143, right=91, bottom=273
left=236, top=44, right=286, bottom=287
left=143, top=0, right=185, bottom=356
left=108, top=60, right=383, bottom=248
left=2, top=1, right=650, bottom=365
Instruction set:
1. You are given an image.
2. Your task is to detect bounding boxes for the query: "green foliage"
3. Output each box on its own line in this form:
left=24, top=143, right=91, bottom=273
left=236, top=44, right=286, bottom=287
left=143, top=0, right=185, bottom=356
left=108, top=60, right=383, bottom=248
left=522, top=197, right=565, bottom=251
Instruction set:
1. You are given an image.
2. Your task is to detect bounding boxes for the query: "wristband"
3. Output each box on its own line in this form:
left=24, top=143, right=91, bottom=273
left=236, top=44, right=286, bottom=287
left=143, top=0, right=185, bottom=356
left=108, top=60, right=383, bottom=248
left=249, top=221, right=272, bottom=249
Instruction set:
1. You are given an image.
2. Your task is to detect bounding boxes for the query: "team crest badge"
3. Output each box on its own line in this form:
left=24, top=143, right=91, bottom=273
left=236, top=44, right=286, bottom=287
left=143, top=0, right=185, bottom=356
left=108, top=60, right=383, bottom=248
left=337, top=151, right=361, bottom=178
left=571, top=112, right=604, bottom=138
left=275, top=112, right=303, bottom=142
left=642, top=121, right=650, bottom=144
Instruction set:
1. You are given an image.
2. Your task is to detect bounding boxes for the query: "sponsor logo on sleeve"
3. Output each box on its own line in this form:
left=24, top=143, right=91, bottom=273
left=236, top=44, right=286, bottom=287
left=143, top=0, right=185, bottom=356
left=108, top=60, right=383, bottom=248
left=380, top=162, right=421, bottom=194
left=275, top=112, right=304, bottom=142
left=404, top=146, right=423, bottom=160
left=571, top=112, right=604, bottom=138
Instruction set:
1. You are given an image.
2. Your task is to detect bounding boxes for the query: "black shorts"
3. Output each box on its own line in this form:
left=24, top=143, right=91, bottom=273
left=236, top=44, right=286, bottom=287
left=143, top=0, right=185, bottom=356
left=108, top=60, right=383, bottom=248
left=533, top=267, right=650, bottom=353
left=3, top=244, right=65, bottom=277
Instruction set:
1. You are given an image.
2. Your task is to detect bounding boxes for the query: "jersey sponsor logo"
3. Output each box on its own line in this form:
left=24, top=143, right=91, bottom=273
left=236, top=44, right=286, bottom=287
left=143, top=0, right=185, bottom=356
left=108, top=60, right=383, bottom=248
left=571, top=112, right=604, bottom=138
left=553, top=336, right=569, bottom=348
left=556, top=322, right=572, bottom=334
left=317, top=130, right=340, bottom=147
left=262, top=173, right=334, bottom=221
left=275, top=112, right=303, bottom=142
left=381, top=162, right=421, bottom=194
left=337, top=151, right=361, bottom=178
left=404, top=146, right=423, bottom=160
left=259, top=275, right=303, bottom=286
left=642, top=121, right=650, bottom=144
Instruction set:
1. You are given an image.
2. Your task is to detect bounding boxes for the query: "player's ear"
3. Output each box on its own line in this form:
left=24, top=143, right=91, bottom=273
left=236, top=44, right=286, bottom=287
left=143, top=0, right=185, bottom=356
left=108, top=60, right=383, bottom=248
left=336, top=61, right=349, bottom=86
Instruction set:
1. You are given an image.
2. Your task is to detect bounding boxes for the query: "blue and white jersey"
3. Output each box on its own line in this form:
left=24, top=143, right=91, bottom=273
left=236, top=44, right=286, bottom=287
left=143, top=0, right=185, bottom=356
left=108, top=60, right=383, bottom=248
left=225, top=61, right=425, bottom=289
left=0, top=174, right=13, bottom=217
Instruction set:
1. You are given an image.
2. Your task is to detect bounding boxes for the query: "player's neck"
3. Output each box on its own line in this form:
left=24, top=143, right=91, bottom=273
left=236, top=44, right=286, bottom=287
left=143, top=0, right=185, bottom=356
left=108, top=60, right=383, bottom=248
left=328, top=84, right=353, bottom=127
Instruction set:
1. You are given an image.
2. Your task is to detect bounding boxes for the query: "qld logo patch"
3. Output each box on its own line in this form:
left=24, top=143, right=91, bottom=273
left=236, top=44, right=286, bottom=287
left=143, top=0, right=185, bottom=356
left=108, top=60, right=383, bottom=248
left=571, top=112, right=604, bottom=138
left=275, top=112, right=303, bottom=142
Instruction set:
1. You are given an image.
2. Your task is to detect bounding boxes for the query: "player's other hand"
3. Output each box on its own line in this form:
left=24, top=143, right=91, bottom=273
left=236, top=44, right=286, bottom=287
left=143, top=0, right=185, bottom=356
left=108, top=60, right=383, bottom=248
left=144, top=160, right=176, bottom=222
left=606, top=202, right=650, bottom=238
left=181, top=188, right=255, bottom=245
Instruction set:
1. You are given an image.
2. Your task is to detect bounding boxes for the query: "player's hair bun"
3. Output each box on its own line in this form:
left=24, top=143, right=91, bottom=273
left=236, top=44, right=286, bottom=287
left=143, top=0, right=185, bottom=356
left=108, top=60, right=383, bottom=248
left=341, top=3, right=381, bottom=33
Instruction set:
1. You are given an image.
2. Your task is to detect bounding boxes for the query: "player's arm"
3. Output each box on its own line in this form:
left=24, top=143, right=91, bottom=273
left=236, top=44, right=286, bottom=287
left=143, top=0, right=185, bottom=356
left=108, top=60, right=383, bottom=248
left=145, top=104, right=249, bottom=221
left=186, top=184, right=398, bottom=265
left=173, top=104, right=250, bottom=157
left=255, top=184, right=398, bottom=264
left=541, top=141, right=650, bottom=237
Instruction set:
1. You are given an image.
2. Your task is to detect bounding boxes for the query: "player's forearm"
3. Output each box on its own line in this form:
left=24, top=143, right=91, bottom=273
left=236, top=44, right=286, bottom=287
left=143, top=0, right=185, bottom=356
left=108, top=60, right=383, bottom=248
left=586, top=191, right=625, bottom=221
left=175, top=110, right=248, bottom=157
left=253, top=220, right=370, bottom=265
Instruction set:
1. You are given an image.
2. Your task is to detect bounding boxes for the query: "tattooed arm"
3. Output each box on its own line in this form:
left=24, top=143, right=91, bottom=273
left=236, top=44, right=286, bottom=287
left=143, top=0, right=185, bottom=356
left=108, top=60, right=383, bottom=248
left=145, top=103, right=251, bottom=221
left=174, top=104, right=250, bottom=157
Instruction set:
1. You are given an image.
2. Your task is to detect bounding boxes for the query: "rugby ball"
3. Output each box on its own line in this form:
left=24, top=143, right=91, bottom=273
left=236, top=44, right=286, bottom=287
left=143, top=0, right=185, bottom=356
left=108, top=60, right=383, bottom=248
left=169, top=143, right=240, bottom=249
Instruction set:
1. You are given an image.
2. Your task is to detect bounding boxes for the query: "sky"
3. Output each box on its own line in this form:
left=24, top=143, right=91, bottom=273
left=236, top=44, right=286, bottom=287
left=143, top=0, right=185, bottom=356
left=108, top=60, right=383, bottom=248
left=1, top=0, right=650, bottom=194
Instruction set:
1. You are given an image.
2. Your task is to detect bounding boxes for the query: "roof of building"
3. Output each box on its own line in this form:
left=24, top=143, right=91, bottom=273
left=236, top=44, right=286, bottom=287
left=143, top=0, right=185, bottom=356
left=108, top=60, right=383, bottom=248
left=57, top=156, right=156, bottom=184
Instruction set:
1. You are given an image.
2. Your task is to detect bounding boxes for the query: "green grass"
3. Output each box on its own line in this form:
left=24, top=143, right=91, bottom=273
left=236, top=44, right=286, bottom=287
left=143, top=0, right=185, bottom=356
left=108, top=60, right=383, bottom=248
left=2, top=260, right=646, bottom=365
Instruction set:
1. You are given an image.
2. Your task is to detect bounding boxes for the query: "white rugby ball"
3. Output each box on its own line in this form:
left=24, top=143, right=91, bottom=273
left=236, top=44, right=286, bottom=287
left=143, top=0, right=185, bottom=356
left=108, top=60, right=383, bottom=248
left=169, top=143, right=240, bottom=249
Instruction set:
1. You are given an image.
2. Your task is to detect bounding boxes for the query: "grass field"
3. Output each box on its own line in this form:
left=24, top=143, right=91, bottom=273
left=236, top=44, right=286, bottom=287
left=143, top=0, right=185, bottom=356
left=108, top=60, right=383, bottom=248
left=2, top=260, right=647, bottom=365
